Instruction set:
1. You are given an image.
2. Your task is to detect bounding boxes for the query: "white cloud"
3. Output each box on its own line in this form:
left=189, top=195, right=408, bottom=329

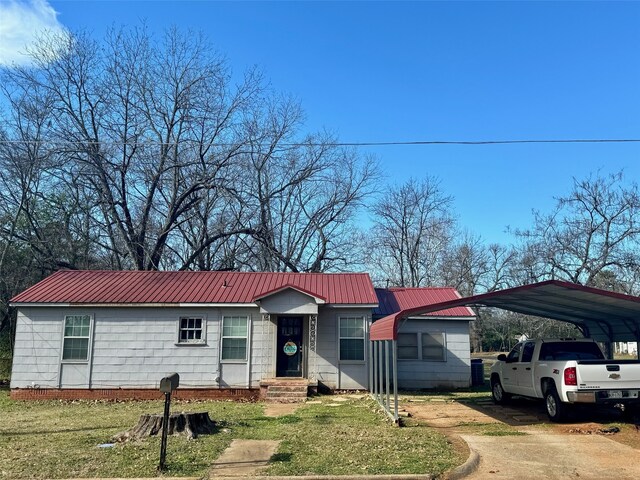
left=0, top=0, right=68, bottom=66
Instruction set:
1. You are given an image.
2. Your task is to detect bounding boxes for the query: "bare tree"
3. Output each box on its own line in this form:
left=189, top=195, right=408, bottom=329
left=514, top=172, right=640, bottom=290
left=241, top=136, right=378, bottom=272
left=1, top=27, right=266, bottom=271
left=1, top=25, right=377, bottom=281
left=368, top=177, right=455, bottom=287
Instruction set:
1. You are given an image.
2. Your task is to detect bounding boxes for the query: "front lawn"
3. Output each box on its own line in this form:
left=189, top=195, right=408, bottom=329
left=0, top=389, right=462, bottom=478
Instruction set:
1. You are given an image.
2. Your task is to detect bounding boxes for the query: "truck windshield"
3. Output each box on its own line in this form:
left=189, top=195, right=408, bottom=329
left=539, top=342, right=604, bottom=361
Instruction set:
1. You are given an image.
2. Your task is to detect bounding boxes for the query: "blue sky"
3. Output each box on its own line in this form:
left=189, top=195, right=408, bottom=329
left=2, top=0, right=639, bottom=244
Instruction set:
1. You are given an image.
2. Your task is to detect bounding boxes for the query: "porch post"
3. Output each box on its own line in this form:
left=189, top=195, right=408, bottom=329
left=261, top=314, right=271, bottom=379
left=309, top=314, right=318, bottom=382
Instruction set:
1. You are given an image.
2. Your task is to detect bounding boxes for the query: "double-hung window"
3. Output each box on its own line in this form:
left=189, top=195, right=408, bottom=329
left=178, top=317, right=205, bottom=344
left=221, top=316, right=248, bottom=361
left=339, top=316, right=365, bottom=361
left=62, top=315, right=91, bottom=361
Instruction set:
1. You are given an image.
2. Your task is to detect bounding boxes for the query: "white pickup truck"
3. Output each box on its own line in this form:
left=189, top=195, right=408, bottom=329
left=490, top=338, right=640, bottom=422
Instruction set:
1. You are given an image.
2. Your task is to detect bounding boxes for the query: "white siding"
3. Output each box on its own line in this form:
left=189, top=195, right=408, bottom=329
left=11, top=308, right=63, bottom=388
left=259, top=289, right=318, bottom=315
left=12, top=305, right=373, bottom=391
left=90, top=307, right=221, bottom=388
left=12, top=306, right=261, bottom=389
left=314, top=307, right=371, bottom=390
left=249, top=313, right=274, bottom=387
left=395, top=318, right=472, bottom=389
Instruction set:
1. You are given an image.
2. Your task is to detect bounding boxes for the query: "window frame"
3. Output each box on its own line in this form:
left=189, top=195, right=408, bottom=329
left=421, top=331, right=447, bottom=362
left=60, top=314, right=93, bottom=364
left=395, top=330, right=447, bottom=362
left=397, top=332, right=420, bottom=360
left=338, top=315, right=366, bottom=363
left=220, top=315, right=250, bottom=363
left=176, top=316, right=207, bottom=345
left=521, top=341, right=536, bottom=363
left=506, top=342, right=523, bottom=363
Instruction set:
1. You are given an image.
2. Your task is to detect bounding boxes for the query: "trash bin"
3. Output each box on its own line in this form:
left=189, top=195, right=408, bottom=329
left=471, top=358, right=484, bottom=386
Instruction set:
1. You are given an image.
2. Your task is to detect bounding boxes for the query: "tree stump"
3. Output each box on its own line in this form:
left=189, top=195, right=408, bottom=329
left=114, top=412, right=216, bottom=442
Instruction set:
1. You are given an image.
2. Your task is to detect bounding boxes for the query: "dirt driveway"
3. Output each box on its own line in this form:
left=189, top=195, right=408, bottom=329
left=402, top=394, right=640, bottom=479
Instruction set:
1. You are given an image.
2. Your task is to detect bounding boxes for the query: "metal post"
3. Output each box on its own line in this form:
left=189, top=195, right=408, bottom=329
left=372, top=341, right=378, bottom=399
left=368, top=336, right=373, bottom=392
left=380, top=341, right=385, bottom=407
left=378, top=341, right=383, bottom=404
left=385, top=340, right=390, bottom=411
left=159, top=391, right=171, bottom=471
left=392, top=339, right=398, bottom=422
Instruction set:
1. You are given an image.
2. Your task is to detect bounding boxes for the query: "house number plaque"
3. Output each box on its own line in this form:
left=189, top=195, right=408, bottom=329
left=283, top=341, right=298, bottom=356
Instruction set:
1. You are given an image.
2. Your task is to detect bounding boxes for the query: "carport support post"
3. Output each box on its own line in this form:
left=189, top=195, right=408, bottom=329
left=378, top=341, right=384, bottom=404
left=385, top=340, right=390, bottom=411
left=369, top=337, right=374, bottom=391
left=392, top=340, right=398, bottom=422
left=604, top=341, right=614, bottom=359
left=373, top=341, right=378, bottom=400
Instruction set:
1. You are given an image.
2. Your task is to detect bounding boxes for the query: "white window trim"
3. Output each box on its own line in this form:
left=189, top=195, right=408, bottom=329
left=220, top=315, right=250, bottom=363
left=60, top=314, right=93, bottom=364
left=338, top=315, right=366, bottom=364
left=176, top=315, right=207, bottom=345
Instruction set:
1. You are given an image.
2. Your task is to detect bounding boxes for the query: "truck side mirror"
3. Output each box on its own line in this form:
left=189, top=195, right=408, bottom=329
left=159, top=373, right=180, bottom=393
left=497, top=354, right=507, bottom=362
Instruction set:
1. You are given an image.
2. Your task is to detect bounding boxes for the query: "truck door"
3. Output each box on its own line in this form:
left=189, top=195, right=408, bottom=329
left=515, top=341, right=536, bottom=396
left=502, top=342, right=523, bottom=392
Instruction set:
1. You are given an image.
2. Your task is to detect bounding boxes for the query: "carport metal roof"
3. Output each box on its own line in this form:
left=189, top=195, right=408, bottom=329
left=370, top=280, right=640, bottom=343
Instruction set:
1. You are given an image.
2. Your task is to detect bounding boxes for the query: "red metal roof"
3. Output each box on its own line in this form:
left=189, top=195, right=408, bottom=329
left=11, top=270, right=378, bottom=306
left=374, top=288, right=475, bottom=318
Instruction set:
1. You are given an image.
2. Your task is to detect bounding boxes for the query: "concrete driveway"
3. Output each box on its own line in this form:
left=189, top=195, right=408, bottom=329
left=403, top=395, right=640, bottom=480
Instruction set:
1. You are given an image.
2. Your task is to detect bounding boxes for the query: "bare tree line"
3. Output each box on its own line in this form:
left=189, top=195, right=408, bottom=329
left=2, top=26, right=640, bottom=352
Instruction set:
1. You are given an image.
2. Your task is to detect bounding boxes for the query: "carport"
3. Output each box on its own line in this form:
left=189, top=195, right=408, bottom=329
left=369, top=280, right=640, bottom=423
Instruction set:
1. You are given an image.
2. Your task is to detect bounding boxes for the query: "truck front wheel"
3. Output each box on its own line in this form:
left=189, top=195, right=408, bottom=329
left=545, top=387, right=569, bottom=422
left=491, top=377, right=511, bottom=404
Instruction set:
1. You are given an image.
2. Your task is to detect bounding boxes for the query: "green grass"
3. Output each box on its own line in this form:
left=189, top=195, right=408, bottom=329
left=0, top=389, right=462, bottom=479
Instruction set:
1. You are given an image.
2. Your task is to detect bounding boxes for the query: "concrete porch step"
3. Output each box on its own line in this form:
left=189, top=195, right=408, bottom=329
left=266, top=385, right=309, bottom=393
left=260, top=378, right=312, bottom=403
left=265, top=390, right=308, bottom=398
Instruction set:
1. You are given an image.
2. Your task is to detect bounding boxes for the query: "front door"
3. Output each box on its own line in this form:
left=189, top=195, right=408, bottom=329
left=276, top=316, right=304, bottom=377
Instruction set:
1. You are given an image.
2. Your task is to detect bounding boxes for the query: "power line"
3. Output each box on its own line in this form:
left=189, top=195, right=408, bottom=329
left=324, top=139, right=640, bottom=146
left=0, top=138, right=639, bottom=147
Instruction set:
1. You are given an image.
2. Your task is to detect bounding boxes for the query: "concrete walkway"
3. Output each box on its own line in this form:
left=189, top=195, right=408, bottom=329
left=209, top=439, right=280, bottom=477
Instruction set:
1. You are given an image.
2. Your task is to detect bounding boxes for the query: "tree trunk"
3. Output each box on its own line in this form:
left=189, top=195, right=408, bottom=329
left=114, top=412, right=216, bottom=442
